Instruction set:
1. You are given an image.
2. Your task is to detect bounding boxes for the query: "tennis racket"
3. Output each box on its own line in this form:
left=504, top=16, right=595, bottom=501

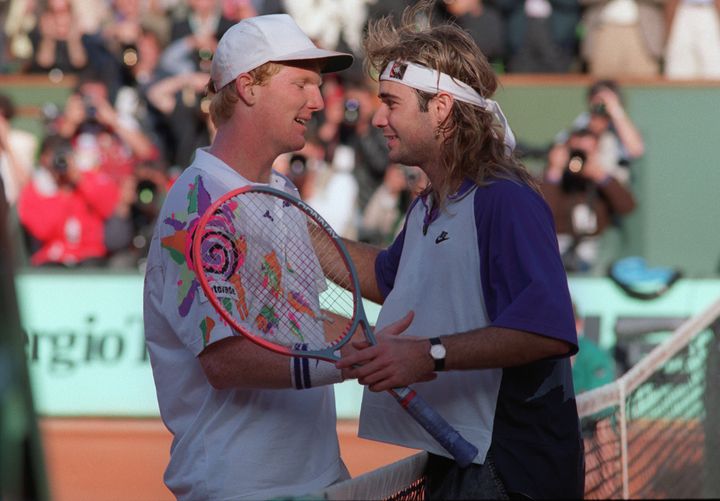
left=191, top=184, right=478, bottom=467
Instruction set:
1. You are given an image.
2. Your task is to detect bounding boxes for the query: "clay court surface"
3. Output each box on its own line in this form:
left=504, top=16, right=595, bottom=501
left=40, top=418, right=418, bottom=501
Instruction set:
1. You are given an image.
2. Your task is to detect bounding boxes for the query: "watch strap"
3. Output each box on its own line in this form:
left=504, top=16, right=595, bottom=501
left=429, top=337, right=445, bottom=372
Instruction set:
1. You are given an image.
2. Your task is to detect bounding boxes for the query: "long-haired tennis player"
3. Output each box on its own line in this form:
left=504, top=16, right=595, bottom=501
left=334, top=1, right=585, bottom=499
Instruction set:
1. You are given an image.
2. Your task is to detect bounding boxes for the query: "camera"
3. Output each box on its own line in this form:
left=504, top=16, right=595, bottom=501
left=82, top=95, right=97, bottom=120
left=590, top=103, right=608, bottom=117
left=52, top=149, right=69, bottom=174
left=121, top=44, right=139, bottom=67
left=566, top=149, right=586, bottom=174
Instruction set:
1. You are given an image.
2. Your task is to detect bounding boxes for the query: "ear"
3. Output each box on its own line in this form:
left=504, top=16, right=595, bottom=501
left=235, top=74, right=257, bottom=105
left=432, top=92, right=453, bottom=127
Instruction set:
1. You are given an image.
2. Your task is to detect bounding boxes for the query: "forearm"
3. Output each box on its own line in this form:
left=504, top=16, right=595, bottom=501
left=35, top=37, right=57, bottom=68
left=66, top=34, right=88, bottom=68
left=339, top=324, right=572, bottom=392
left=610, top=112, right=645, bottom=159
left=199, top=336, right=294, bottom=389
left=112, top=121, right=156, bottom=160
left=341, top=238, right=383, bottom=303
left=440, top=326, right=572, bottom=371
left=200, top=334, right=346, bottom=391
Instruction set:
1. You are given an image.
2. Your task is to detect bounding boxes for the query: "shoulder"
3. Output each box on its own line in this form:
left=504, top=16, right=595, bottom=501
left=472, top=178, right=554, bottom=233
left=474, top=178, right=545, bottom=210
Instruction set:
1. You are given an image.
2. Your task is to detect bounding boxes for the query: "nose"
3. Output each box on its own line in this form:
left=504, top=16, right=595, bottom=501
left=308, top=86, right=324, bottom=112
left=372, top=104, right=388, bottom=128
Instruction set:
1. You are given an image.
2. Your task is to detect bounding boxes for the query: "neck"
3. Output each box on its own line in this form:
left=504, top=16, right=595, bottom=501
left=209, top=125, right=275, bottom=183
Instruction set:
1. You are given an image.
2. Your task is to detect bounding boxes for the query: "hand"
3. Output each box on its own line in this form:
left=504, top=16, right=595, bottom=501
left=592, top=88, right=625, bottom=120
left=336, top=311, right=438, bottom=392
left=545, top=144, right=569, bottom=182
left=39, top=13, right=58, bottom=40
left=578, top=150, right=610, bottom=184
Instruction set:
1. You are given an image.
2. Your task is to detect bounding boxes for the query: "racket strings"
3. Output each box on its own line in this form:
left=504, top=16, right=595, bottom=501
left=198, top=191, right=355, bottom=352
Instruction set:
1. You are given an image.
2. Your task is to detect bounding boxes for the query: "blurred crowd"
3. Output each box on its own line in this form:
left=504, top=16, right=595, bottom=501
left=0, top=0, right=713, bottom=272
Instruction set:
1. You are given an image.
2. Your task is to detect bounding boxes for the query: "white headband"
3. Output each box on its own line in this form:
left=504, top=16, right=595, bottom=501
left=380, top=60, right=516, bottom=152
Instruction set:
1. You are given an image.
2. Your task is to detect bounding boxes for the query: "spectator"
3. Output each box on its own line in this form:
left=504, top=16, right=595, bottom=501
left=53, top=69, right=158, bottom=184
left=82, top=0, right=170, bottom=100
left=245, top=0, right=286, bottom=15
left=4, top=0, right=38, bottom=70
left=283, top=0, right=369, bottom=56
left=366, top=0, right=417, bottom=25
left=579, top=0, right=665, bottom=77
left=339, top=76, right=391, bottom=212
left=17, top=134, right=120, bottom=267
left=664, top=0, right=720, bottom=79
left=165, top=0, right=235, bottom=74
left=571, top=303, right=615, bottom=393
left=497, top=0, right=581, bottom=73
left=436, top=0, right=507, bottom=70
left=105, top=158, right=172, bottom=269
left=145, top=70, right=213, bottom=169
left=27, top=0, right=87, bottom=78
left=221, top=0, right=258, bottom=20
left=359, top=163, right=426, bottom=245
left=556, top=79, right=645, bottom=185
left=0, top=93, right=37, bottom=206
left=305, top=143, right=360, bottom=239
left=541, top=128, right=636, bottom=273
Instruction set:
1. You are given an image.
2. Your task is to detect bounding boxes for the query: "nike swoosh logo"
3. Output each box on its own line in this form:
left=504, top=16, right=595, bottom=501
left=435, top=231, right=449, bottom=244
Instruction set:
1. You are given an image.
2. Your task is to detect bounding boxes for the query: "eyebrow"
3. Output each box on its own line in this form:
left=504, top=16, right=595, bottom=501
left=379, top=91, right=400, bottom=101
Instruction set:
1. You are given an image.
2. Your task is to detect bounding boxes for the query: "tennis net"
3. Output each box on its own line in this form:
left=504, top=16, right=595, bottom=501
left=322, top=452, right=428, bottom=500
left=579, top=297, right=720, bottom=499
left=307, top=297, right=720, bottom=500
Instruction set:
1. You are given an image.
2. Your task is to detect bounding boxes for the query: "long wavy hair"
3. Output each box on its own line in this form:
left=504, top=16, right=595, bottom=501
left=363, top=0, right=539, bottom=202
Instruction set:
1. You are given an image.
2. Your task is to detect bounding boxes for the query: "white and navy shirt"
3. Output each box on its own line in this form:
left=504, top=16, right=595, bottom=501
left=359, top=178, right=583, bottom=499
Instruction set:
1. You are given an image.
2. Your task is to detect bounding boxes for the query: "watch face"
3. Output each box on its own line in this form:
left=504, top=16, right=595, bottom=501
left=430, top=344, right=446, bottom=359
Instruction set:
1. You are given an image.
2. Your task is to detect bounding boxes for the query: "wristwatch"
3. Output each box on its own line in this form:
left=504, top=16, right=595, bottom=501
left=428, top=337, right=446, bottom=372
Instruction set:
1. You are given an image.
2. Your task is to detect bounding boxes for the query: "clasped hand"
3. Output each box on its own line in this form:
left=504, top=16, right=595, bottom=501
left=336, top=311, right=437, bottom=392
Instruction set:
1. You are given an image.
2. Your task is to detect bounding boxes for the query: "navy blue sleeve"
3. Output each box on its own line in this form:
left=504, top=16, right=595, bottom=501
left=374, top=226, right=406, bottom=300
left=373, top=196, right=423, bottom=299
left=475, top=180, right=578, bottom=352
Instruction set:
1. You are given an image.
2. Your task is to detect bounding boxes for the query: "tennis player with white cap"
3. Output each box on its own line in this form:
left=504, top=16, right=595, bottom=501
left=142, top=14, right=359, bottom=500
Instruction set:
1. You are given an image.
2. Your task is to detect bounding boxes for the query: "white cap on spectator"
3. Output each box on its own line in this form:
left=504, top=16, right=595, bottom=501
left=211, top=14, right=353, bottom=90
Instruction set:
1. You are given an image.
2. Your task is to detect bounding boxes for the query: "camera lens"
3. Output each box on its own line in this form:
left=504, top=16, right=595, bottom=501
left=567, top=149, right=586, bottom=174
left=590, top=103, right=607, bottom=116
left=122, top=45, right=139, bottom=67
left=53, top=153, right=68, bottom=173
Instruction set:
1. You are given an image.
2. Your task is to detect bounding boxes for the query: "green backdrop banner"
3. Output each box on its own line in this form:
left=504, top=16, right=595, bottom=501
left=15, top=272, right=720, bottom=418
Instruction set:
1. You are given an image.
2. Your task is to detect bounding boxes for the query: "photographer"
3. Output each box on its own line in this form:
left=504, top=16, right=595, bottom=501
left=541, top=128, right=636, bottom=273
left=145, top=70, right=213, bottom=169
left=555, top=79, right=645, bottom=186
left=54, top=70, right=158, bottom=183
left=16, top=135, right=120, bottom=267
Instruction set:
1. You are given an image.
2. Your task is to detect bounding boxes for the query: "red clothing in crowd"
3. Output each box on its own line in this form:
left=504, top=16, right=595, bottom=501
left=18, top=170, right=120, bottom=266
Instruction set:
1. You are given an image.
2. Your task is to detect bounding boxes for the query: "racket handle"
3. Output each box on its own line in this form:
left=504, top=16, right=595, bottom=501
left=389, top=387, right=478, bottom=468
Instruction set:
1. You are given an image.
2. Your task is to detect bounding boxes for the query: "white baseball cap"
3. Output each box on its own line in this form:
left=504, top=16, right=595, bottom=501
left=211, top=14, right=354, bottom=90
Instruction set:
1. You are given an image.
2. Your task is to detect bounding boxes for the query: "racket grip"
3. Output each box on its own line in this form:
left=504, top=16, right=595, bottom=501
left=390, top=387, right=478, bottom=468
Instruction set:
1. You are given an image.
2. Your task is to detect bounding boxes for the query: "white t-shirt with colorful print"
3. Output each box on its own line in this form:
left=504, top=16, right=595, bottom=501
left=143, top=148, right=345, bottom=500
